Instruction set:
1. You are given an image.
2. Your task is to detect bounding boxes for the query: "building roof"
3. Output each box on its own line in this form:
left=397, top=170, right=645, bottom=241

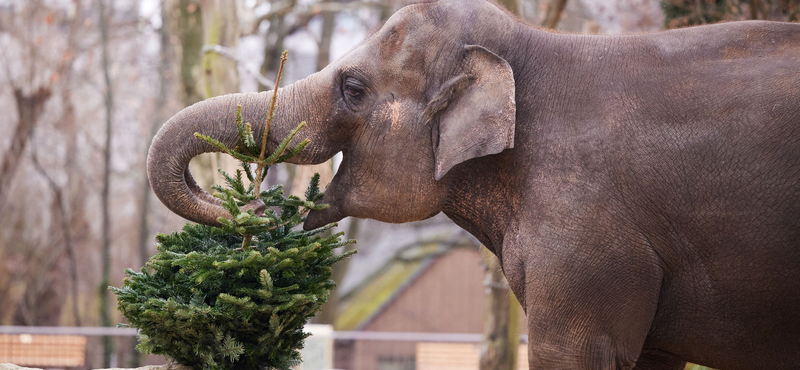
left=334, top=244, right=447, bottom=331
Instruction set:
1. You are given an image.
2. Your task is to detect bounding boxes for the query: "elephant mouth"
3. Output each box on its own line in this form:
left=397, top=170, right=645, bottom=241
left=303, top=158, right=349, bottom=230
left=304, top=204, right=345, bottom=230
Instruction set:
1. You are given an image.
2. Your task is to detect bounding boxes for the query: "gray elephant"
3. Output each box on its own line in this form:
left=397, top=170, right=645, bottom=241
left=147, top=0, right=800, bottom=369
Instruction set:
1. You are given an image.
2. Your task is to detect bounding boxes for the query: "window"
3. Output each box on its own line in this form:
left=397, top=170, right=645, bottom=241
left=377, top=356, right=415, bottom=370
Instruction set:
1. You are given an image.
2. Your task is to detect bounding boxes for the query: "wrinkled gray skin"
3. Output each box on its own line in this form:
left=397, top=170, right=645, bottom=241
left=147, top=0, right=800, bottom=368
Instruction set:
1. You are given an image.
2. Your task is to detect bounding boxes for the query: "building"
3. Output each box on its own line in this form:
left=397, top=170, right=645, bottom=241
left=334, top=246, right=527, bottom=370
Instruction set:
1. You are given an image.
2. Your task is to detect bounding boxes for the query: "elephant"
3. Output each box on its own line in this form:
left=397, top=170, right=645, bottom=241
left=147, top=0, right=800, bottom=369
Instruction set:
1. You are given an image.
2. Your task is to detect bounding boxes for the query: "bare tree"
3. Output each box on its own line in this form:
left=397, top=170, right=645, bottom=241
left=498, top=0, right=520, bottom=14
left=317, top=0, right=337, bottom=73
left=96, top=0, right=116, bottom=366
left=166, top=0, right=205, bottom=107
left=189, top=0, right=242, bottom=190
left=663, top=0, right=798, bottom=28
left=541, top=0, right=569, bottom=29
left=55, top=0, right=88, bottom=329
left=258, top=7, right=291, bottom=91
left=479, top=248, right=522, bottom=370
left=0, top=1, right=182, bottom=354
left=0, top=88, right=50, bottom=211
left=0, top=1, right=56, bottom=212
left=162, top=0, right=220, bottom=190
left=0, top=0, right=89, bottom=328
left=201, top=0, right=240, bottom=97
left=30, top=153, right=82, bottom=328
left=127, top=4, right=180, bottom=365
left=138, top=0, right=179, bottom=271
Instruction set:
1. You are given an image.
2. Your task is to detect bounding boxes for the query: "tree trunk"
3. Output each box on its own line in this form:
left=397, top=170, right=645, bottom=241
left=198, top=0, right=241, bottom=189
left=0, top=88, right=51, bottom=212
left=0, top=0, right=84, bottom=333
left=288, top=1, right=336, bottom=196
left=61, top=0, right=85, bottom=330
left=29, top=155, right=80, bottom=328
left=97, top=0, right=115, bottom=367
left=479, top=248, right=520, bottom=370
left=168, top=0, right=217, bottom=191
left=497, top=0, right=519, bottom=14
left=286, top=2, right=336, bottom=195
left=541, top=0, right=569, bottom=29
left=174, top=0, right=205, bottom=107
left=200, top=0, right=240, bottom=98
left=130, top=0, right=179, bottom=366
left=379, top=0, right=393, bottom=22
left=317, top=2, right=336, bottom=72
left=138, top=0, right=178, bottom=272
left=19, top=153, right=76, bottom=328
left=259, top=2, right=294, bottom=90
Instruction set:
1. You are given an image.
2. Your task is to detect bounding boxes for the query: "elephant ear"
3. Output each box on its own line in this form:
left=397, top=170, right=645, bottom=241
left=425, top=45, right=516, bottom=181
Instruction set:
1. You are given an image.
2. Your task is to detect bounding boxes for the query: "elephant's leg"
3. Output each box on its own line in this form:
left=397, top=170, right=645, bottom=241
left=632, top=349, right=686, bottom=370
left=526, top=332, right=642, bottom=369
left=516, top=236, right=665, bottom=370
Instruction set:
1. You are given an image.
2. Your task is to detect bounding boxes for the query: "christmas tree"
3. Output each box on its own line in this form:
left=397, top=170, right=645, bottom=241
left=111, top=51, right=354, bottom=370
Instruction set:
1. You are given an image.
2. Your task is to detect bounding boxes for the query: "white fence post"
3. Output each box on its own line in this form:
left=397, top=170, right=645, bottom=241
left=296, top=324, right=334, bottom=370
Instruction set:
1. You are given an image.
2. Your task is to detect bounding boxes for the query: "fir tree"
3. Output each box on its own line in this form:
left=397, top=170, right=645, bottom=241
left=111, top=52, right=355, bottom=370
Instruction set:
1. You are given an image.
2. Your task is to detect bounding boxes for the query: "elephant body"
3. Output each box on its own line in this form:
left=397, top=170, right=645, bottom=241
left=147, top=1, right=800, bottom=369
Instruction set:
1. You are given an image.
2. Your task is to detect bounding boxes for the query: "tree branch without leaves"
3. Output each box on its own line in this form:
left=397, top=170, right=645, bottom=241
left=249, top=1, right=388, bottom=35
left=202, top=44, right=276, bottom=89
left=30, top=152, right=82, bottom=327
left=0, top=88, right=51, bottom=212
left=97, top=0, right=115, bottom=366
left=541, top=0, right=569, bottom=29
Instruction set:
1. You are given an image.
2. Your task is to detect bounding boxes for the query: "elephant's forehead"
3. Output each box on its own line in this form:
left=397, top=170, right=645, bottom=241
left=373, top=5, right=450, bottom=58
left=331, top=9, right=422, bottom=68
left=331, top=1, right=466, bottom=95
left=375, top=100, right=414, bottom=134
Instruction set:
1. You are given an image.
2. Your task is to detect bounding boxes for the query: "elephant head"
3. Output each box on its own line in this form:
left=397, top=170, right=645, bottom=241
left=147, top=0, right=516, bottom=230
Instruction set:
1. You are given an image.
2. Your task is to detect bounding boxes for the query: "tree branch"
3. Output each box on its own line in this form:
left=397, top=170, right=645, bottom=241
left=249, top=0, right=389, bottom=35
left=201, top=44, right=276, bottom=90
left=30, top=151, right=82, bottom=327
left=0, top=87, right=52, bottom=213
left=541, top=0, right=569, bottom=29
left=96, top=0, right=115, bottom=365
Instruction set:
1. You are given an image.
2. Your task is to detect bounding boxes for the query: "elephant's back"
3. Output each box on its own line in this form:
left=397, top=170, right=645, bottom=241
left=594, top=23, right=800, bottom=367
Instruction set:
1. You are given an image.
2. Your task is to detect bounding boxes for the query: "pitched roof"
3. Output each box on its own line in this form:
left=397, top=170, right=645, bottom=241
left=334, top=245, right=444, bottom=331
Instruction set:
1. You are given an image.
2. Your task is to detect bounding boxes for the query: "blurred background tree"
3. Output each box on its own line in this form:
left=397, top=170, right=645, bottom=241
left=662, top=0, right=798, bottom=28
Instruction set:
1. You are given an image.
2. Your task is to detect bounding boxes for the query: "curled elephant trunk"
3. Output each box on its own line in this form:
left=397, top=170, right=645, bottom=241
left=147, top=75, right=338, bottom=226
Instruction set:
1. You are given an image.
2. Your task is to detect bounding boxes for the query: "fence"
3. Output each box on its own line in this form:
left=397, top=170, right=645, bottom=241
left=0, top=326, right=529, bottom=370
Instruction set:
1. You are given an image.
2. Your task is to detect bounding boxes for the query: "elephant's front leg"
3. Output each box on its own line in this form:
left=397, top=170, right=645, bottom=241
left=516, top=238, right=665, bottom=370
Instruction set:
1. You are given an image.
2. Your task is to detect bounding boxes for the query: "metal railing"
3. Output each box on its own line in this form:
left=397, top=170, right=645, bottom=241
left=0, top=326, right=137, bottom=336
left=0, top=326, right=527, bottom=342
left=0, top=326, right=530, bottom=370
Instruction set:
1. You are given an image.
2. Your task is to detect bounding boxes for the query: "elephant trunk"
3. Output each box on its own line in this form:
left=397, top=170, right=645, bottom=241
left=147, top=74, right=337, bottom=226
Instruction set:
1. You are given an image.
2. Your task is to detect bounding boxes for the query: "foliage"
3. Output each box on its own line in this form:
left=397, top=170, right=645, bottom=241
left=661, top=0, right=798, bottom=28
left=684, top=364, right=714, bottom=370
left=112, top=210, right=354, bottom=369
left=112, top=51, right=355, bottom=369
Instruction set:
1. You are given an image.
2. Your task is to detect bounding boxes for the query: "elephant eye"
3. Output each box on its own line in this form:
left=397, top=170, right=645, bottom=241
left=343, top=77, right=367, bottom=107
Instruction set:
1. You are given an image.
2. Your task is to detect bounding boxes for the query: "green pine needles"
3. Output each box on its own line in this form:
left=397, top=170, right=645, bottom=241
left=112, top=51, right=355, bottom=370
